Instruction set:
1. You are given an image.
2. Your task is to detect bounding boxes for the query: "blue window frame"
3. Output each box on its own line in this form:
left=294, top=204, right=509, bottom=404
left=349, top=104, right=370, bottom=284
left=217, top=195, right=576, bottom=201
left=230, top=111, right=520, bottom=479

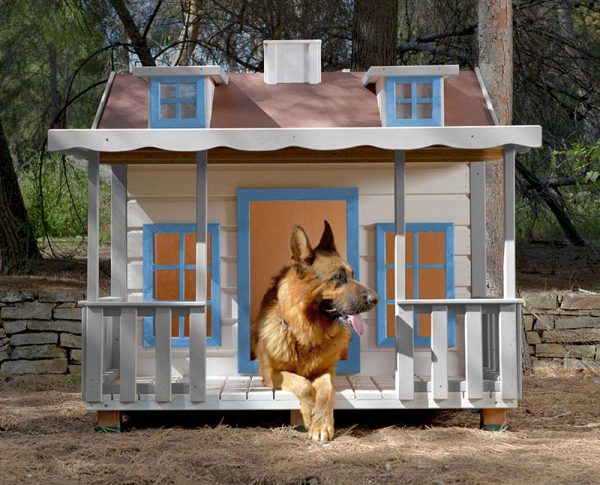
left=142, top=223, right=221, bottom=348
left=375, top=222, right=455, bottom=347
left=149, top=76, right=205, bottom=128
left=385, top=76, right=442, bottom=127
left=237, top=188, right=360, bottom=374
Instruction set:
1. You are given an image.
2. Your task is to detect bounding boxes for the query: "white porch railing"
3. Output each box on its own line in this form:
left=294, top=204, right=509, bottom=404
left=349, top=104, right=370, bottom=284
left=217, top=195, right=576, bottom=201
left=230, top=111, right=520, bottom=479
left=80, top=300, right=206, bottom=404
left=395, top=298, right=522, bottom=402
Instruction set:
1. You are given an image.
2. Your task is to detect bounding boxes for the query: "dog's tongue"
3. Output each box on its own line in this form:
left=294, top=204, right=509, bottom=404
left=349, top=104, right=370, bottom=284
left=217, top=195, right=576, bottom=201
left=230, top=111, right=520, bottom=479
left=349, top=314, right=366, bottom=336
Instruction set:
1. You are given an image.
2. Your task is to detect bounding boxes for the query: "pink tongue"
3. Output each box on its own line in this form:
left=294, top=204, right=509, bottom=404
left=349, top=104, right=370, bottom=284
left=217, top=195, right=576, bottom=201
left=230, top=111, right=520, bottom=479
left=349, top=314, right=366, bottom=336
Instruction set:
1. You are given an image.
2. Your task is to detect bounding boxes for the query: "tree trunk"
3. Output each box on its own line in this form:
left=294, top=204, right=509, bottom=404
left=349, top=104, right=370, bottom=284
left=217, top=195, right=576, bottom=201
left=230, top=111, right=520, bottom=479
left=0, top=118, right=40, bottom=274
left=478, top=0, right=513, bottom=297
left=351, top=0, right=398, bottom=70
left=110, top=0, right=156, bottom=66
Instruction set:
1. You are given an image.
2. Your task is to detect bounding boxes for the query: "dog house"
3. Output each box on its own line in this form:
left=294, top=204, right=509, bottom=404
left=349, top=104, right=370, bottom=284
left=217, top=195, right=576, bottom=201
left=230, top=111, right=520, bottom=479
left=48, top=40, right=541, bottom=430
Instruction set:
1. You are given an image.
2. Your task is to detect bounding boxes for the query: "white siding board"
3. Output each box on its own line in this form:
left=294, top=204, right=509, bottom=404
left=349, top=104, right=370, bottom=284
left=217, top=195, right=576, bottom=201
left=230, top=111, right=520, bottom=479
left=128, top=163, right=469, bottom=197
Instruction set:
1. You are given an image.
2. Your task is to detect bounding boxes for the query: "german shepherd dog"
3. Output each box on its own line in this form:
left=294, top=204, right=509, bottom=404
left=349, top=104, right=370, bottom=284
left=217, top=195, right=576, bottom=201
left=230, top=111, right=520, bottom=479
left=251, top=221, right=379, bottom=441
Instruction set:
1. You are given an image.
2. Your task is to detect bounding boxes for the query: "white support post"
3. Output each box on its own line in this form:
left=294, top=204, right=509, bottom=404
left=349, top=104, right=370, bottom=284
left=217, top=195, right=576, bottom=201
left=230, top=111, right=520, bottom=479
left=394, top=150, right=414, bottom=400
left=87, top=152, right=100, bottom=301
left=190, top=151, right=207, bottom=402
left=85, top=306, right=103, bottom=402
left=503, top=146, right=516, bottom=299
left=119, top=307, right=137, bottom=402
left=155, top=307, right=172, bottom=402
left=431, top=305, right=448, bottom=400
left=110, top=164, right=127, bottom=369
left=499, top=304, right=519, bottom=400
left=465, top=305, right=484, bottom=400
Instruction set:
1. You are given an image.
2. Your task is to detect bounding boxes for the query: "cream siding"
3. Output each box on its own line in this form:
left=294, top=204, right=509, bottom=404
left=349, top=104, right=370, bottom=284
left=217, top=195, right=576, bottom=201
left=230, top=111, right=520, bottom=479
left=128, top=162, right=471, bottom=378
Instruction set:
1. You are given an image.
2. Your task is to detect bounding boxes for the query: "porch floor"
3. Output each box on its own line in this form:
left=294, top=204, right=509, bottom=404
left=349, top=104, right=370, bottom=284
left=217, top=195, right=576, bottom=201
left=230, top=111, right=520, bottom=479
left=93, top=373, right=511, bottom=411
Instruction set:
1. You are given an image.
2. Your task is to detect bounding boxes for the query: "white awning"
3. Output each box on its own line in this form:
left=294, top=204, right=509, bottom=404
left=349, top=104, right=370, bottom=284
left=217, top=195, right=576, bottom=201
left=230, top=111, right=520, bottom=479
left=48, top=126, right=541, bottom=154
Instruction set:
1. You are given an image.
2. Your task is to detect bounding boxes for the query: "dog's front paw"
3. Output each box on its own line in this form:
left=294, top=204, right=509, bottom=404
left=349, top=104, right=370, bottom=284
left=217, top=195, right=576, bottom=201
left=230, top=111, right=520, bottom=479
left=308, top=417, right=334, bottom=442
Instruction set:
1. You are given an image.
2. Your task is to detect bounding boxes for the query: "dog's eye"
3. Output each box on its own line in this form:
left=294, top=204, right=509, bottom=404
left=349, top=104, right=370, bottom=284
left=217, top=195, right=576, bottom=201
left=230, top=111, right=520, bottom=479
left=333, top=271, right=347, bottom=283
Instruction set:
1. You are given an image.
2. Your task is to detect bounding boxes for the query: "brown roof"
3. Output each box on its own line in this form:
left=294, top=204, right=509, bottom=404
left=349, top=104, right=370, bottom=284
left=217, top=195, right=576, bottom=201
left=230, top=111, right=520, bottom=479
left=98, top=70, right=493, bottom=129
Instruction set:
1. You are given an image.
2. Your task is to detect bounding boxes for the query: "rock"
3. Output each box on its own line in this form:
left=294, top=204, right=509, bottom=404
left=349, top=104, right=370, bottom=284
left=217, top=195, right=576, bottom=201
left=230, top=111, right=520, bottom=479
left=522, top=292, right=557, bottom=310
left=37, top=291, right=84, bottom=303
left=561, top=292, right=600, bottom=310
left=0, top=328, right=6, bottom=339
left=553, top=315, right=600, bottom=330
left=532, top=359, right=561, bottom=372
left=0, top=348, right=12, bottom=361
left=10, top=332, right=58, bottom=346
left=536, top=343, right=596, bottom=359
left=528, top=345, right=536, bottom=355
left=1, top=359, right=68, bottom=375
left=523, top=315, right=535, bottom=331
left=542, top=329, right=600, bottom=343
left=1, top=301, right=53, bottom=320
left=60, top=333, right=82, bottom=348
left=0, top=291, right=35, bottom=303
left=53, top=307, right=82, bottom=321
left=526, top=331, right=541, bottom=345
left=70, top=349, right=82, bottom=364
left=3, top=320, right=27, bottom=334
left=0, top=338, right=9, bottom=349
left=10, top=345, right=67, bottom=360
left=68, top=365, right=82, bottom=374
left=563, top=358, right=600, bottom=370
left=28, top=320, right=82, bottom=334
left=533, top=314, right=554, bottom=330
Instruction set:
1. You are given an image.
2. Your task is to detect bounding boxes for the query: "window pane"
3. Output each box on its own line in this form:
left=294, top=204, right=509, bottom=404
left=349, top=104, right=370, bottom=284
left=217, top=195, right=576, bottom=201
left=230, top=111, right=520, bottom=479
left=180, top=83, right=196, bottom=99
left=418, top=268, right=446, bottom=298
left=396, top=103, right=411, bottom=119
left=416, top=103, right=432, bottom=119
left=418, top=232, right=445, bottom=265
left=155, top=270, right=180, bottom=300
left=395, top=82, right=411, bottom=99
left=417, top=314, right=431, bottom=339
left=184, top=233, right=211, bottom=265
left=181, top=102, right=197, bottom=119
left=160, top=83, right=176, bottom=98
left=160, top=103, right=176, bottom=119
left=155, top=234, right=180, bottom=265
left=416, top=82, right=432, bottom=98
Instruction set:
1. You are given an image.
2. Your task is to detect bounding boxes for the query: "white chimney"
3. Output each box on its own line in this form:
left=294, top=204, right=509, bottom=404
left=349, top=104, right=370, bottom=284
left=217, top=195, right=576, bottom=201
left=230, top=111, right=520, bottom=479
left=263, top=40, right=321, bottom=85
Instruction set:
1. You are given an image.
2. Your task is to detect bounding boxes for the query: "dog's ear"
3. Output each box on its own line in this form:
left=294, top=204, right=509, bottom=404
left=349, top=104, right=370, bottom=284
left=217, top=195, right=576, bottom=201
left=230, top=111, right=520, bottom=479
left=289, top=225, right=314, bottom=265
left=315, top=220, right=336, bottom=252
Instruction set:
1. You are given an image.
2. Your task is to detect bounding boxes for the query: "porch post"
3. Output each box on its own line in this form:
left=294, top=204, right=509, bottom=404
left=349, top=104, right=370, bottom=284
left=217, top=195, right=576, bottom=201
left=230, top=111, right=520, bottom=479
left=110, top=164, right=127, bottom=369
left=190, top=151, right=207, bottom=402
left=503, top=146, right=516, bottom=299
left=87, top=152, right=100, bottom=300
left=394, top=150, right=414, bottom=400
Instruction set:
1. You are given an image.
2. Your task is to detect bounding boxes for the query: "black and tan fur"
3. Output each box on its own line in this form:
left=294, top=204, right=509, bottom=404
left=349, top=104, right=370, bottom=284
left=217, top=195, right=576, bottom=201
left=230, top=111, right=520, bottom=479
left=251, top=221, right=378, bottom=441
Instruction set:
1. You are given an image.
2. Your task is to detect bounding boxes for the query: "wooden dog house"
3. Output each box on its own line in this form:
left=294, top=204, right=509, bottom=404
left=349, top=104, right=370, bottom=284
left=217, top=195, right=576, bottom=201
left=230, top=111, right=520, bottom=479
left=48, top=40, right=541, bottom=430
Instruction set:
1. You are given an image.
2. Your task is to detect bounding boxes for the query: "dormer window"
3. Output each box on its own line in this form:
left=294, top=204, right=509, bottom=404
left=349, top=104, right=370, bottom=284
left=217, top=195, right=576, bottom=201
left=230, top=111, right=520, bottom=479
left=363, top=65, right=458, bottom=128
left=132, top=66, right=229, bottom=129
left=150, top=77, right=205, bottom=128
left=386, top=77, right=441, bottom=126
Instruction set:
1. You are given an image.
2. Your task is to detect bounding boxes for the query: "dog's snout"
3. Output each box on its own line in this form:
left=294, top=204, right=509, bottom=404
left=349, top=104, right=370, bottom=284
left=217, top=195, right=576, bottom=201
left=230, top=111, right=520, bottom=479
left=363, top=292, right=379, bottom=306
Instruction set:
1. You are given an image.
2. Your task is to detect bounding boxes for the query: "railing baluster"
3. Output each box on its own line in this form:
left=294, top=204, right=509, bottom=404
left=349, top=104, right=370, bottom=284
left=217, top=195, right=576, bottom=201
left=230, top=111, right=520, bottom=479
left=431, top=305, right=448, bottom=400
left=119, top=307, right=137, bottom=402
left=155, top=307, right=172, bottom=402
left=465, top=305, right=483, bottom=399
left=189, top=307, right=206, bottom=402
left=396, top=305, right=414, bottom=400
left=499, top=304, right=518, bottom=400
left=85, top=306, right=104, bottom=402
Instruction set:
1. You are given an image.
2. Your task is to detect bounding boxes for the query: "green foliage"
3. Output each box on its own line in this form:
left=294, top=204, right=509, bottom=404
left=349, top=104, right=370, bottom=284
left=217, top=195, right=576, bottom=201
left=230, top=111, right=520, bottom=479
left=19, top=155, right=110, bottom=242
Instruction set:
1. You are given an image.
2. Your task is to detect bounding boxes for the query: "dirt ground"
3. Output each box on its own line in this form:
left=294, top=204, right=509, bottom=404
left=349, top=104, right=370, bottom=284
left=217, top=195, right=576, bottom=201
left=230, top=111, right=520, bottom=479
left=0, top=371, right=599, bottom=484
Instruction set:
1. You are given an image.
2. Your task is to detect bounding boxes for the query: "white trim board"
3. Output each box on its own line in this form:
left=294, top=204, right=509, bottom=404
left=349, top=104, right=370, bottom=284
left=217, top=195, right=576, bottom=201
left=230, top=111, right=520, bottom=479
left=48, top=126, right=542, bottom=154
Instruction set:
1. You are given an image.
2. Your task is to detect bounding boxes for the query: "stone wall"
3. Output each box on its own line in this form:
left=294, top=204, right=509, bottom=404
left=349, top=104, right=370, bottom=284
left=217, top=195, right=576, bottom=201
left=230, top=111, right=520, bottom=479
left=0, top=291, right=83, bottom=375
left=522, top=291, right=600, bottom=371
left=1, top=289, right=598, bottom=375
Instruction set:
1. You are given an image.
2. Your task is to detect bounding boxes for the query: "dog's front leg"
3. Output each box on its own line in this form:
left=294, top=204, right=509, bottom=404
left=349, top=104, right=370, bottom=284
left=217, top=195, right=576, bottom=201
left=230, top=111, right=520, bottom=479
left=309, top=371, right=335, bottom=442
left=272, top=370, right=316, bottom=429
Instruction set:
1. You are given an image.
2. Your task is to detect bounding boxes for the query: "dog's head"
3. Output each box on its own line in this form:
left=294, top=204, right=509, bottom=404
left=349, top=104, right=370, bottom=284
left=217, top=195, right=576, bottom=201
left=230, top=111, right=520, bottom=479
left=288, top=221, right=379, bottom=335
